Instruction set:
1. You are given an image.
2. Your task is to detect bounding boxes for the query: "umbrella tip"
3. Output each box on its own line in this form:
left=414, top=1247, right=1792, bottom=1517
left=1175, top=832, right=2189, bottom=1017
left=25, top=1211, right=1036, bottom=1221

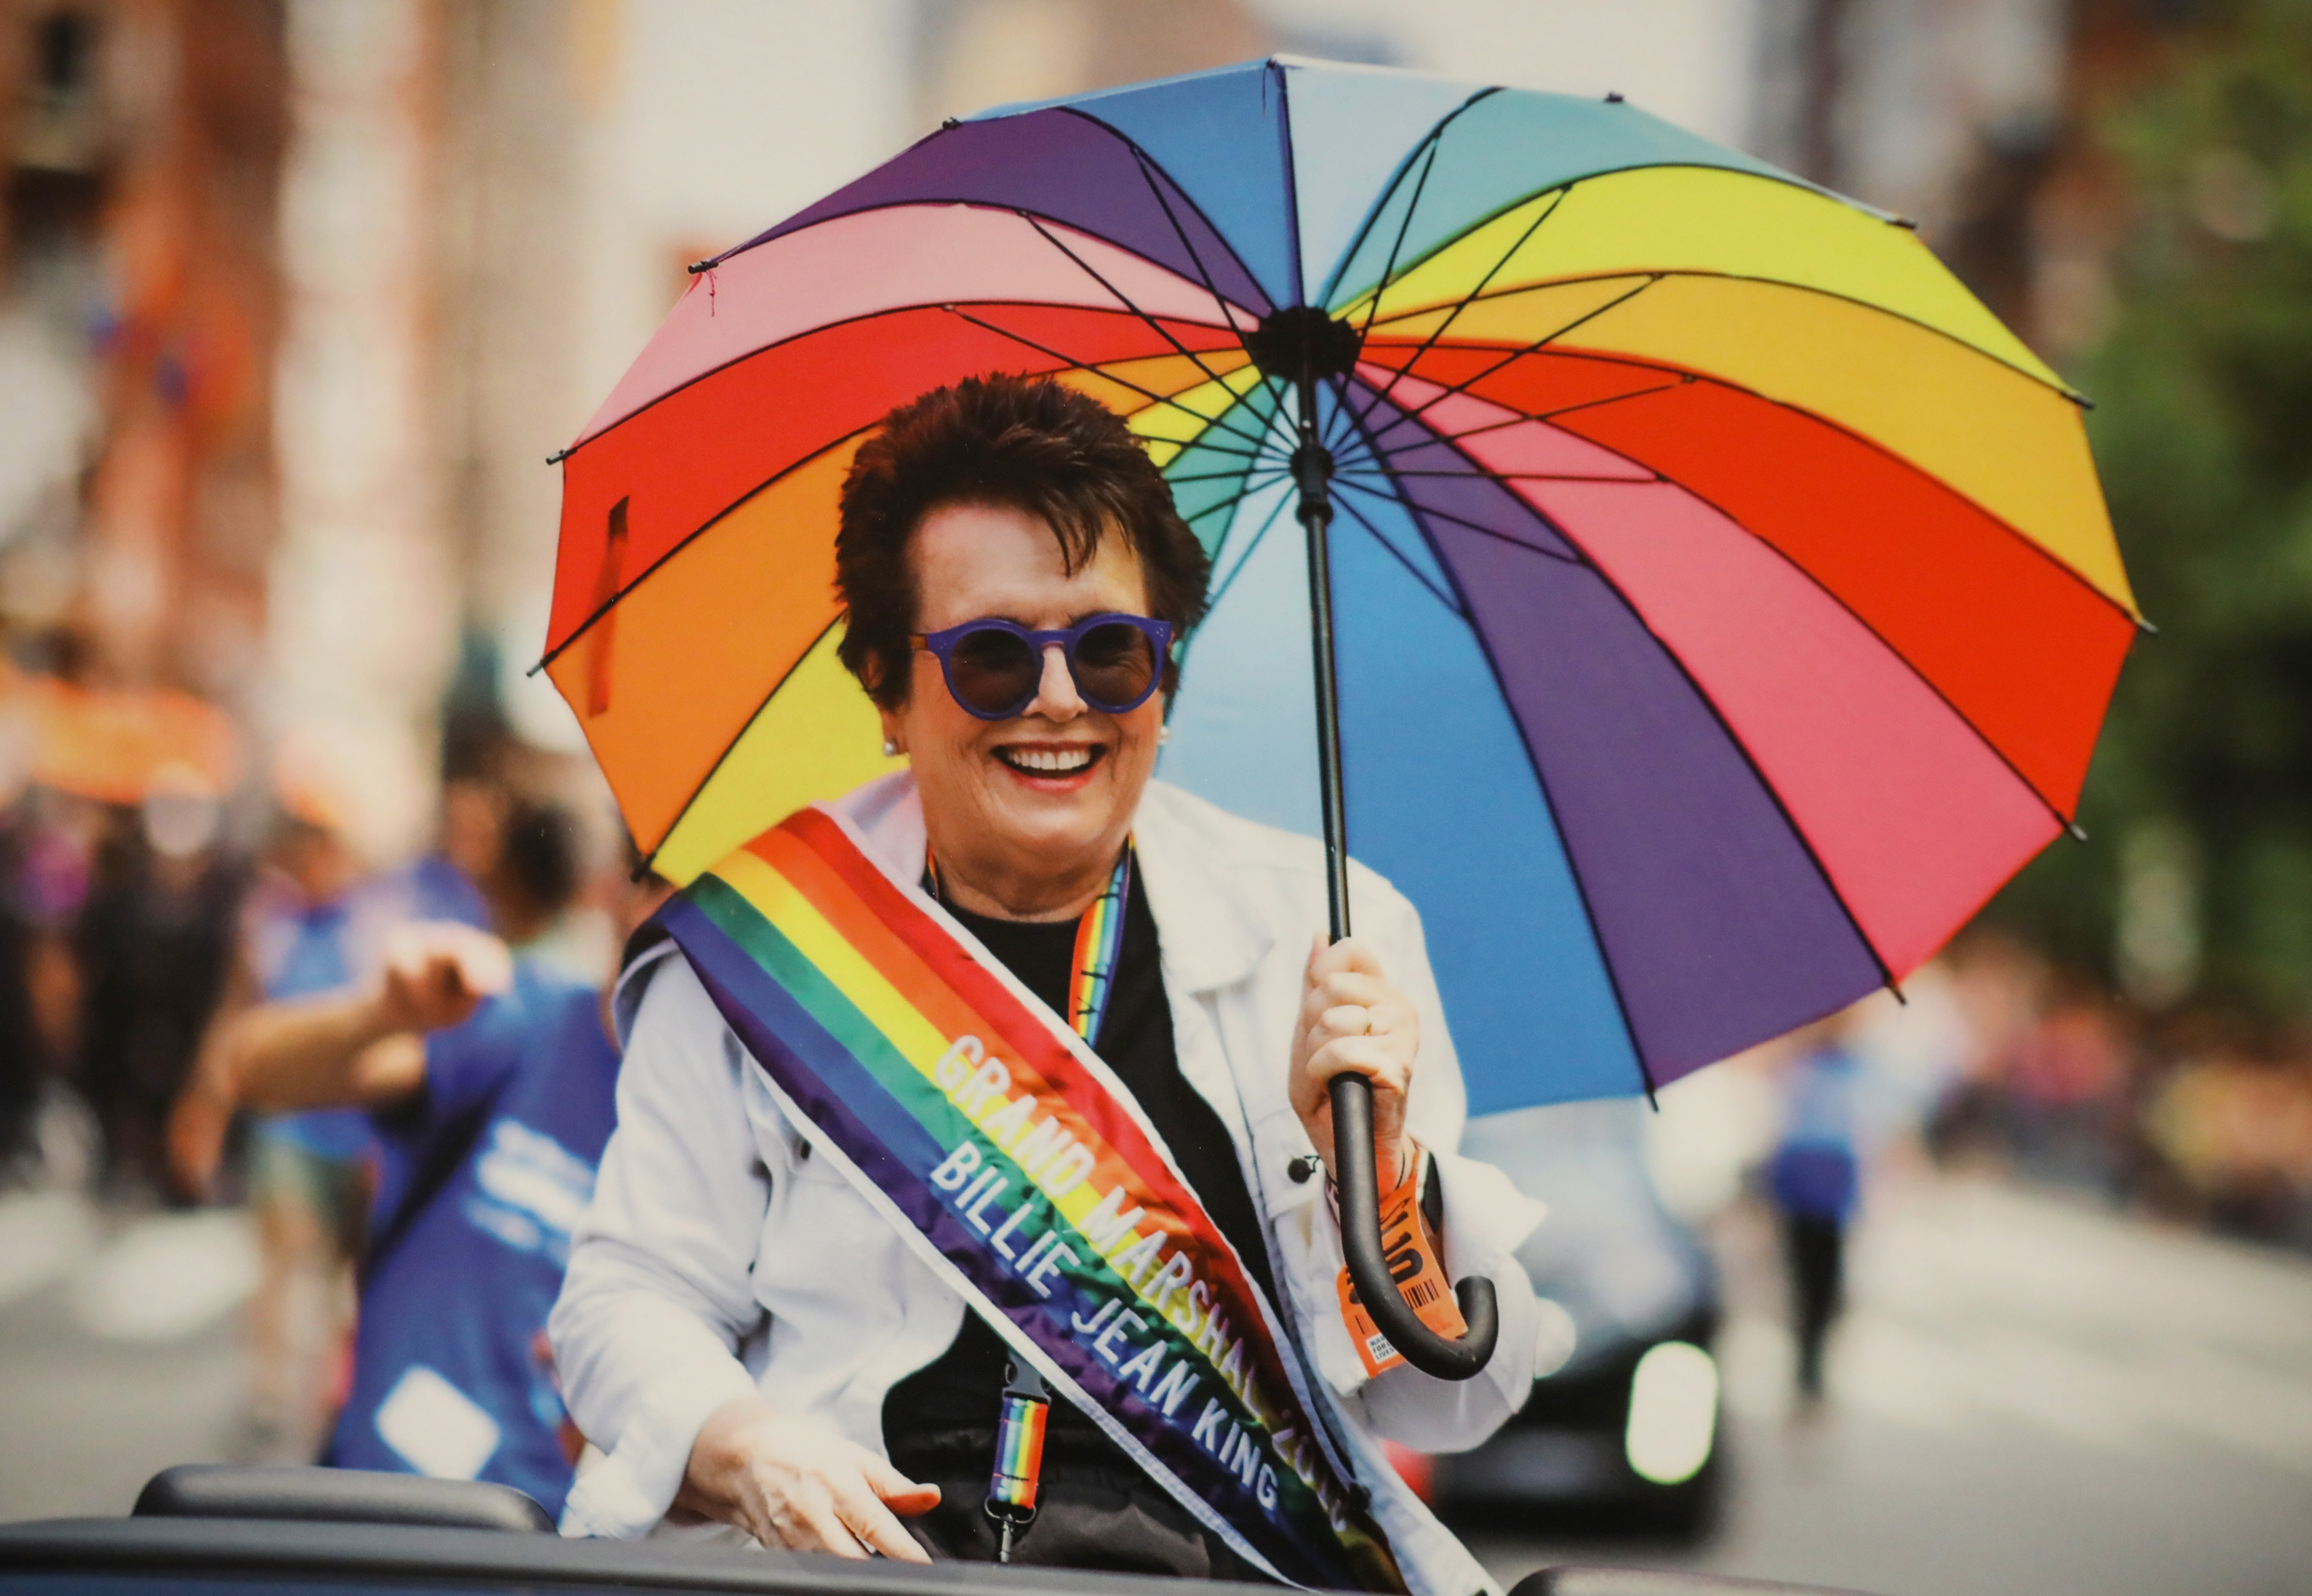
left=2136, top=614, right=2159, bottom=636
left=2067, top=820, right=2090, bottom=843
left=545, top=447, right=570, bottom=465
left=687, top=258, right=715, bottom=275
left=942, top=116, right=960, bottom=129
left=1604, top=91, right=1624, bottom=103
left=1891, top=215, right=1920, bottom=230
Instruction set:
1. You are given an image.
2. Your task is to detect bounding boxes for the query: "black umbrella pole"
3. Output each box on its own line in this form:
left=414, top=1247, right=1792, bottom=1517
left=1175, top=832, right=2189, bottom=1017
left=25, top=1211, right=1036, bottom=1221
left=1291, top=400, right=1352, bottom=946
left=1293, top=372, right=1498, bottom=1382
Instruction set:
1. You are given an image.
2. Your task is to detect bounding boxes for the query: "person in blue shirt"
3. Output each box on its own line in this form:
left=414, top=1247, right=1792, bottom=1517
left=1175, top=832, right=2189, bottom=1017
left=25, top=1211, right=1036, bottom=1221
left=170, top=781, right=493, bottom=1457
left=194, top=845, right=669, bottom=1513
left=1768, top=1014, right=1867, bottom=1405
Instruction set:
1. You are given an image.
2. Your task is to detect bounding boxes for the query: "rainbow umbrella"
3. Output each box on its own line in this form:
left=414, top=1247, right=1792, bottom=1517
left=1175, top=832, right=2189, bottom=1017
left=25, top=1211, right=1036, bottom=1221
left=543, top=57, right=2135, bottom=1119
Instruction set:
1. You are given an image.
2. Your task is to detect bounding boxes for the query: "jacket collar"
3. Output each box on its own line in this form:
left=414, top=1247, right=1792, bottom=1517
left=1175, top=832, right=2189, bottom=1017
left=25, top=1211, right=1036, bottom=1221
left=831, top=772, right=1270, bottom=995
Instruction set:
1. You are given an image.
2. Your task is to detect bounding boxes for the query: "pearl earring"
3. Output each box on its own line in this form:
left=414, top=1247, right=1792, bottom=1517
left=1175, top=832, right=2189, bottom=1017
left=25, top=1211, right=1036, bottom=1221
left=1158, top=725, right=1171, bottom=746
left=882, top=738, right=899, bottom=758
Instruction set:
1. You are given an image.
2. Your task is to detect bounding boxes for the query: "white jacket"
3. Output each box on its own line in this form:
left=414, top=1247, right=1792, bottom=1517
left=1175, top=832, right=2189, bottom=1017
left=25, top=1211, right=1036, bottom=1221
left=550, top=774, right=1545, bottom=1596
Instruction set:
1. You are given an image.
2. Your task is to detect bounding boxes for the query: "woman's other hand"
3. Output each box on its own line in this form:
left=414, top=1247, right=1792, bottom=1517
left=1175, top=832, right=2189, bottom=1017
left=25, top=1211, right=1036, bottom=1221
left=1289, top=934, right=1419, bottom=1190
left=679, top=1396, right=940, bottom=1560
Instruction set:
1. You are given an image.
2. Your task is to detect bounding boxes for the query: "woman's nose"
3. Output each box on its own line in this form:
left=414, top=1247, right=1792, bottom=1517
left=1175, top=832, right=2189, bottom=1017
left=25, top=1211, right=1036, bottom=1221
left=1027, top=643, right=1084, bottom=720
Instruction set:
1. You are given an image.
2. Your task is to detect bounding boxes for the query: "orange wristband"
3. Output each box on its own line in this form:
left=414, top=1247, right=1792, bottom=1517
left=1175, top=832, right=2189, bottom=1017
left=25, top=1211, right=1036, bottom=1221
left=1335, top=1145, right=1466, bottom=1377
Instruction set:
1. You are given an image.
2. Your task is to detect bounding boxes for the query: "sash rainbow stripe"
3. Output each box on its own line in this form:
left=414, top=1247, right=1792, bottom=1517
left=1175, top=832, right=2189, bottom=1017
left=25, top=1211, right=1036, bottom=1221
left=656, top=805, right=1402, bottom=1592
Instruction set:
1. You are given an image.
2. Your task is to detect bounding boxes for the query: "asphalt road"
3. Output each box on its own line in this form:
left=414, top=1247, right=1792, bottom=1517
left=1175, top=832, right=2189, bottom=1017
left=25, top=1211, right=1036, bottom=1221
left=0, top=1191, right=253, bottom=1522
left=1465, top=1175, right=2312, bottom=1596
left=3, top=1174, right=2309, bottom=1596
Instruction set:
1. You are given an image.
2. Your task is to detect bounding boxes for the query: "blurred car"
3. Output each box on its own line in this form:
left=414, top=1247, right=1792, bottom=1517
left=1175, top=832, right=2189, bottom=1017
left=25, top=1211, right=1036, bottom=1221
left=1428, top=1100, right=1725, bottom=1541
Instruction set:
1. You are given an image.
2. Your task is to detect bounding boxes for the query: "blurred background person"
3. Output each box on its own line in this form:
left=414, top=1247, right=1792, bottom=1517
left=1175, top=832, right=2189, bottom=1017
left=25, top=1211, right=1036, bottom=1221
left=1766, top=1012, right=1866, bottom=1407
left=71, top=770, right=245, bottom=1202
left=174, top=816, right=658, bottom=1513
left=168, top=741, right=496, bottom=1459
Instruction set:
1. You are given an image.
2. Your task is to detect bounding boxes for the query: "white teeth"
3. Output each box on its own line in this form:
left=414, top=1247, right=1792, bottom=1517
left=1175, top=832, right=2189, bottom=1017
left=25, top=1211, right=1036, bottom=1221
left=1002, top=747, right=1096, bottom=774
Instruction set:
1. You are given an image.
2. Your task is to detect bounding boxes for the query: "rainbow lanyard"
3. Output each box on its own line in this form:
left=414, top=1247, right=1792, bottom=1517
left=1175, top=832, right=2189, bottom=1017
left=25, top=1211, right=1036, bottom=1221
left=922, top=845, right=1128, bottom=1562
left=926, top=844, right=1133, bottom=1046
left=985, top=1359, right=1049, bottom=1560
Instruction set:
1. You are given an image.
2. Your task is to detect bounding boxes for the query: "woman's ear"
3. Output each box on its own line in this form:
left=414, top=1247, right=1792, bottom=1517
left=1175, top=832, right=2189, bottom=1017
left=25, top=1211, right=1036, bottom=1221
left=878, top=695, right=906, bottom=761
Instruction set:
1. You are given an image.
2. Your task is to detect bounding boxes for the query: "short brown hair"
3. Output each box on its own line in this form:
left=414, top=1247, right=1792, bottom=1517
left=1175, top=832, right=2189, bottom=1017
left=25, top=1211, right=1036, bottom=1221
left=834, top=374, right=1211, bottom=709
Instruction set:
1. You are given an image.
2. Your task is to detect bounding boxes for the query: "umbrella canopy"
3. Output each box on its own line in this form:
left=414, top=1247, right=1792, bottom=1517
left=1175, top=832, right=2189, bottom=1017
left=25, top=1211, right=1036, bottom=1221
left=544, top=57, right=2134, bottom=1114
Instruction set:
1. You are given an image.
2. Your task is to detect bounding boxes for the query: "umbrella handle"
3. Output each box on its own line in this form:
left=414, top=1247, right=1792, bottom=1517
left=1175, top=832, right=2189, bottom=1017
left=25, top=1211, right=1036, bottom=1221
left=1327, top=1072, right=1500, bottom=1381
left=1281, top=352, right=1499, bottom=1384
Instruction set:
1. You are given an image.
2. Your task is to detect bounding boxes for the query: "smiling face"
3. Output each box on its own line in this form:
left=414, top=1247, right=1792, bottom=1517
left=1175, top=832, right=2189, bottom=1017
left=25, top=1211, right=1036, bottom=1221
left=880, top=501, right=1164, bottom=921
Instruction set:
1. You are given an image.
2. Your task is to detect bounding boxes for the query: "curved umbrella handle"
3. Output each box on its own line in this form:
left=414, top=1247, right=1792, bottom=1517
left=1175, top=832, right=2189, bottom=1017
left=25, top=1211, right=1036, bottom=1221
left=1328, top=1072, right=1499, bottom=1382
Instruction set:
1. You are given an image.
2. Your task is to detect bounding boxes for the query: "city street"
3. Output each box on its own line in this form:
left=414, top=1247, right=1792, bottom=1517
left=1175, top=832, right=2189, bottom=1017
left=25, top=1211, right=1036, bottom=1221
left=1468, top=1175, right=2312, bottom=1596
left=4, top=1173, right=2311, bottom=1596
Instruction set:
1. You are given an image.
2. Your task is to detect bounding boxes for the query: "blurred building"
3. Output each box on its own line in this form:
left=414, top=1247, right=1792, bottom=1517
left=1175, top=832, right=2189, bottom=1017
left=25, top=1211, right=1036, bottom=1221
left=0, top=0, right=915, bottom=856
left=0, top=0, right=283, bottom=703
left=0, top=0, right=2225, bottom=857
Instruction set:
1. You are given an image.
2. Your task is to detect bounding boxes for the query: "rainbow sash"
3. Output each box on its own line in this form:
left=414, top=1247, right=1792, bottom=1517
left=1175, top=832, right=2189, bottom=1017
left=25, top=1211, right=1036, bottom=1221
left=657, top=805, right=1403, bottom=1591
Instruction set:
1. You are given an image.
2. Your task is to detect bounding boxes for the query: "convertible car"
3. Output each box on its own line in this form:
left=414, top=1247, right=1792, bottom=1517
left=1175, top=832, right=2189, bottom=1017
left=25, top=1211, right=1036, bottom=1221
left=0, top=1466, right=1873, bottom=1596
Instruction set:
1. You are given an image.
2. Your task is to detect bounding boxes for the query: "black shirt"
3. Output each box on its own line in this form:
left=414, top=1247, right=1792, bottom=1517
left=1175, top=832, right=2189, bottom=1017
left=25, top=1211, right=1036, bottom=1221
left=881, top=857, right=1276, bottom=1576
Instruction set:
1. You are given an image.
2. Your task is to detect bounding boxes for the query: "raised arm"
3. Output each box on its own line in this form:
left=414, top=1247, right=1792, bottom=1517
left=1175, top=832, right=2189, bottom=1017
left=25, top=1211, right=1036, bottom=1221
left=224, top=922, right=511, bottom=1111
left=167, top=922, right=509, bottom=1197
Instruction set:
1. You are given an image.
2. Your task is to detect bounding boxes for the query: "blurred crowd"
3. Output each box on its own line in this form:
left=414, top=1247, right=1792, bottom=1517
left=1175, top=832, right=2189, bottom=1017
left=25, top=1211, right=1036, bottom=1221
left=0, top=649, right=633, bottom=1459
left=1925, top=934, right=2312, bottom=1253
left=6, top=661, right=2312, bottom=1479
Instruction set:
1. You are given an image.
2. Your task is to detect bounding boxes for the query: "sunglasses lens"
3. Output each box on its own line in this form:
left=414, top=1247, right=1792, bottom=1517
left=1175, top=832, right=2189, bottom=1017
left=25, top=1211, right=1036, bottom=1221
left=946, top=627, right=1039, bottom=716
left=1071, top=621, right=1158, bottom=710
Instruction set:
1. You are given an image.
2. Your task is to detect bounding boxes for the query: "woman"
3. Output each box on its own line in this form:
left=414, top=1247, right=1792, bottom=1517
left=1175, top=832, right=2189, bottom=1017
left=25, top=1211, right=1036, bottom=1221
left=550, top=375, right=1543, bottom=1594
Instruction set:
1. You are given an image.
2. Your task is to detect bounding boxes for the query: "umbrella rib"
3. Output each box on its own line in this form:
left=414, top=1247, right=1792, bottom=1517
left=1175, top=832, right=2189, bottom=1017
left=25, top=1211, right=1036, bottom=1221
left=543, top=310, right=1275, bottom=676
left=1168, top=464, right=1293, bottom=487
left=1221, top=379, right=1298, bottom=473
left=1352, top=186, right=1572, bottom=429
left=1326, top=378, right=1658, bottom=1095
left=1050, top=105, right=1278, bottom=319
left=1333, top=476, right=1581, bottom=566
left=1360, top=364, right=2101, bottom=826
left=939, top=306, right=1274, bottom=455
left=1351, top=382, right=2103, bottom=837
left=1584, top=455, right=2094, bottom=828
left=1348, top=386, right=1996, bottom=990
left=1243, top=371, right=1305, bottom=464
left=1367, top=267, right=2088, bottom=405
left=559, top=295, right=1230, bottom=462
left=635, top=614, right=845, bottom=877
left=1360, top=375, right=1697, bottom=457
left=1196, top=480, right=1297, bottom=618
left=1362, top=332, right=2143, bottom=637
left=1019, top=212, right=1246, bottom=396
left=1126, top=145, right=1256, bottom=340
left=1316, top=87, right=1496, bottom=308
left=1176, top=466, right=1292, bottom=536
left=534, top=425, right=883, bottom=673
left=1355, top=273, right=1663, bottom=444
left=1309, top=380, right=1380, bottom=473
left=1353, top=136, right=1444, bottom=346
left=1325, top=490, right=1466, bottom=617
left=1344, top=466, right=1666, bottom=486
left=1517, top=515, right=1905, bottom=999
